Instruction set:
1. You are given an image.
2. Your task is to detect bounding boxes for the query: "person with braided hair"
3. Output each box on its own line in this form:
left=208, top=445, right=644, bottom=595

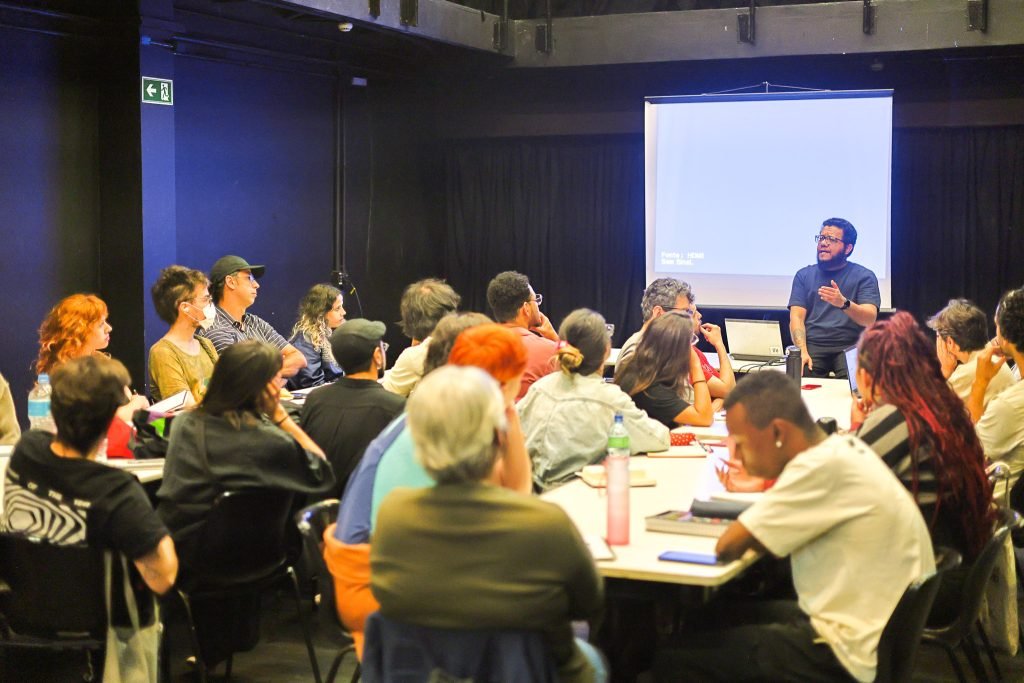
left=519, top=309, right=669, bottom=490
left=852, top=311, right=995, bottom=622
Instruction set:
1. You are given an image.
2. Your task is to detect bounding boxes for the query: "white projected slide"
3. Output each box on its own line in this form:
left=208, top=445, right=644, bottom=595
left=644, top=91, right=893, bottom=308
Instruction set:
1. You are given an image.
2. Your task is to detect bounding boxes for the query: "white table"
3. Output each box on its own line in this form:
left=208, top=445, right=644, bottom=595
left=540, top=377, right=854, bottom=586
left=0, top=444, right=163, bottom=509
left=543, top=453, right=759, bottom=587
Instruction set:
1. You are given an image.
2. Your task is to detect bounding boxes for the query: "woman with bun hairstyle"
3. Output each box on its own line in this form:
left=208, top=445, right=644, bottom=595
left=519, top=308, right=669, bottom=490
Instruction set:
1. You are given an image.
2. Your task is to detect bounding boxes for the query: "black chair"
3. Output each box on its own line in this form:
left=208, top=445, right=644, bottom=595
left=922, top=518, right=1013, bottom=683
left=361, top=611, right=559, bottom=683
left=295, top=499, right=361, bottom=683
left=166, top=488, right=321, bottom=683
left=875, top=547, right=961, bottom=683
left=0, top=533, right=107, bottom=682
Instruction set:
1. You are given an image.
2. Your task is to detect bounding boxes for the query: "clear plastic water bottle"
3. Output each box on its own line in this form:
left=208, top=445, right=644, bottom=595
left=27, top=373, right=56, bottom=433
left=606, top=413, right=630, bottom=545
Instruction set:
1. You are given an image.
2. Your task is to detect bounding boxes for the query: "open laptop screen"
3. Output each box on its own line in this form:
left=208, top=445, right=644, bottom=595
left=724, top=319, right=785, bottom=361
left=844, top=345, right=860, bottom=397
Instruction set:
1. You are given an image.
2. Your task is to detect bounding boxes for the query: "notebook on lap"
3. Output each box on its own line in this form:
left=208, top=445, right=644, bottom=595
left=724, top=319, right=785, bottom=362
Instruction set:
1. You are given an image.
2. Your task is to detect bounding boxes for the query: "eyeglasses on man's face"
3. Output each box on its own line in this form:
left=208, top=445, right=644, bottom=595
left=229, top=271, right=258, bottom=285
left=190, top=294, right=213, bottom=306
left=813, top=234, right=844, bottom=246
left=380, top=342, right=389, bottom=354
left=531, top=293, right=544, bottom=307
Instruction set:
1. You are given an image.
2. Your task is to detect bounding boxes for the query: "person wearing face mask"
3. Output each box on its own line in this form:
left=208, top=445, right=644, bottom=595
left=149, top=265, right=220, bottom=403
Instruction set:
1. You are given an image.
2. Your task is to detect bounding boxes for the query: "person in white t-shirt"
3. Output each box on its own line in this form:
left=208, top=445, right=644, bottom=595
left=927, top=298, right=1014, bottom=409
left=970, top=288, right=1024, bottom=497
left=653, top=371, right=934, bottom=683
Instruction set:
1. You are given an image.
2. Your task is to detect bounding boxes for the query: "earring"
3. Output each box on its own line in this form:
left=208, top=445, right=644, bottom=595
left=775, top=440, right=783, bottom=449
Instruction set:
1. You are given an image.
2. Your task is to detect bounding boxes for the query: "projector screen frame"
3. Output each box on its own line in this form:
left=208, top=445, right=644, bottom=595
left=644, top=88, right=894, bottom=310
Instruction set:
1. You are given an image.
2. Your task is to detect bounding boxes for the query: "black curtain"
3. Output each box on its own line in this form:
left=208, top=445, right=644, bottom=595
left=891, top=126, right=1024, bottom=318
left=445, top=136, right=648, bottom=346
left=444, top=127, right=1024, bottom=342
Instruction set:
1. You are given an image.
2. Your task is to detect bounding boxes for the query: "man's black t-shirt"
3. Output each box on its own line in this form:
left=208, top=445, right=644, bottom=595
left=301, top=377, right=406, bottom=497
left=1, top=430, right=168, bottom=559
left=631, top=382, right=691, bottom=429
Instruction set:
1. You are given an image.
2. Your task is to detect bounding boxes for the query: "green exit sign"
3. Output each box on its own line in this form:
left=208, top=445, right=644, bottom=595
left=141, top=77, right=173, bottom=106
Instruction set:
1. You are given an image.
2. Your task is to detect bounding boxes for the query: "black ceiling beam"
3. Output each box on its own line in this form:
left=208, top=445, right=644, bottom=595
left=512, top=0, right=1023, bottom=67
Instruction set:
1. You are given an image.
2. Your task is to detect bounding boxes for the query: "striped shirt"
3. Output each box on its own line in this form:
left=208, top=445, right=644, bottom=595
left=856, top=403, right=938, bottom=507
left=198, top=305, right=289, bottom=354
left=855, top=403, right=975, bottom=560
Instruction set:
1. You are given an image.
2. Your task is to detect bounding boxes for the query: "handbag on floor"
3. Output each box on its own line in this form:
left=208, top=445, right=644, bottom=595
left=103, top=551, right=160, bottom=683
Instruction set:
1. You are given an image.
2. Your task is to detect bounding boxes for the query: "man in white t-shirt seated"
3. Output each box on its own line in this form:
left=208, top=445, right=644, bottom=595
left=969, top=287, right=1024, bottom=497
left=928, top=298, right=1014, bottom=409
left=653, top=372, right=934, bottom=683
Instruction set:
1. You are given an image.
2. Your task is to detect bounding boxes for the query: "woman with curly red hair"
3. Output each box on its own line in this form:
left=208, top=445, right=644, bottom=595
left=36, top=294, right=112, bottom=374
left=35, top=294, right=148, bottom=454
left=853, top=311, right=995, bottom=622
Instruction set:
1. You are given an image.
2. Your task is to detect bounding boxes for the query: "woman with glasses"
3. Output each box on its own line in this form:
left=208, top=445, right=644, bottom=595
left=520, top=308, right=670, bottom=490
left=149, top=265, right=219, bottom=403
left=286, top=284, right=345, bottom=390
left=614, top=312, right=714, bottom=428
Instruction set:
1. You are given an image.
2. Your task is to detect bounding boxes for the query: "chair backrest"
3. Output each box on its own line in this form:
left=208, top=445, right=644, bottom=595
left=362, top=611, right=559, bottom=683
left=876, top=547, right=962, bottom=683
left=943, top=520, right=1012, bottom=642
left=182, top=488, right=297, bottom=588
left=0, top=534, right=107, bottom=639
left=294, top=499, right=343, bottom=631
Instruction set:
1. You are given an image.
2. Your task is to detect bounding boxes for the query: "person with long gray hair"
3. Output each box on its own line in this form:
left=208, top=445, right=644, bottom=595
left=371, top=365, right=607, bottom=683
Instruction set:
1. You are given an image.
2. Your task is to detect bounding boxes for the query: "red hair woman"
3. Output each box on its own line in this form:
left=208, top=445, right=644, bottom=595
left=854, top=311, right=995, bottom=623
left=35, top=294, right=148, bottom=455
left=36, top=294, right=111, bottom=374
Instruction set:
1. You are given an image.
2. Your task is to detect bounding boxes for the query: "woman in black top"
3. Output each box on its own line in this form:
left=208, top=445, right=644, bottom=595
left=157, top=340, right=334, bottom=668
left=614, top=312, right=714, bottom=428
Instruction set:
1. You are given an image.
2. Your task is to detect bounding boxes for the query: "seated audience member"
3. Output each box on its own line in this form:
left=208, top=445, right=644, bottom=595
left=0, top=371, right=20, bottom=445
left=619, top=278, right=735, bottom=400
left=928, top=298, right=1014, bottom=408
left=301, top=319, right=404, bottom=497
left=158, top=339, right=334, bottom=534
left=614, top=312, right=714, bottom=428
left=654, top=372, right=934, bottom=683
left=200, top=255, right=306, bottom=377
left=381, top=278, right=460, bottom=397
left=1, top=355, right=178, bottom=599
left=323, top=312, right=490, bottom=657
left=37, top=294, right=149, bottom=453
left=519, top=308, right=669, bottom=490
left=371, top=366, right=606, bottom=683
left=149, top=265, right=219, bottom=402
left=287, top=284, right=345, bottom=390
left=486, top=270, right=559, bottom=400
left=156, top=340, right=334, bottom=667
left=853, top=311, right=995, bottom=622
left=970, top=288, right=1024, bottom=493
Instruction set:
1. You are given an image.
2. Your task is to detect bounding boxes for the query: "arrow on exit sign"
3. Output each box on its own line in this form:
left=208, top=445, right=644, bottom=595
left=141, top=77, right=173, bottom=106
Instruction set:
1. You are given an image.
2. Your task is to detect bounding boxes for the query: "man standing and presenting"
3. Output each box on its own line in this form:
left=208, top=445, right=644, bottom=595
left=486, top=271, right=559, bottom=400
left=201, top=255, right=306, bottom=377
left=789, top=218, right=880, bottom=378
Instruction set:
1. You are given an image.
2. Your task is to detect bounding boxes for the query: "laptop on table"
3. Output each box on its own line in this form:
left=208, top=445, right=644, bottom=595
left=724, top=319, right=786, bottom=363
